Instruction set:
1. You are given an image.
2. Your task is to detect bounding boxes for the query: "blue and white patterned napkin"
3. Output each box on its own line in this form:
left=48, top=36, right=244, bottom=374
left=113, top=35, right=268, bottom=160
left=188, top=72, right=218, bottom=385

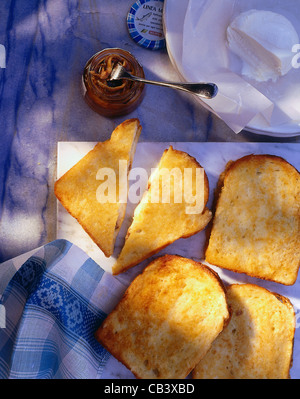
left=1, top=239, right=299, bottom=379
left=0, top=239, right=133, bottom=379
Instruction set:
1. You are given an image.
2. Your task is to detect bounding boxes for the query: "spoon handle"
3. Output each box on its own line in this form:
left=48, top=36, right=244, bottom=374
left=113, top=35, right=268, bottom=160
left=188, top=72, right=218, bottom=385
left=120, top=72, right=218, bottom=99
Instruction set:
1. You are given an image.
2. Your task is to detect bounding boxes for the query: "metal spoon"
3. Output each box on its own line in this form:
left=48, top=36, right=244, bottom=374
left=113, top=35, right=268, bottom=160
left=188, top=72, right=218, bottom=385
left=109, top=64, right=218, bottom=100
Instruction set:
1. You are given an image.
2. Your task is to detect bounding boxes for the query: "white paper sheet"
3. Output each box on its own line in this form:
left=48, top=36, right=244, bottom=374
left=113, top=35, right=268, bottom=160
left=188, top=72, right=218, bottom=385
left=56, top=141, right=300, bottom=378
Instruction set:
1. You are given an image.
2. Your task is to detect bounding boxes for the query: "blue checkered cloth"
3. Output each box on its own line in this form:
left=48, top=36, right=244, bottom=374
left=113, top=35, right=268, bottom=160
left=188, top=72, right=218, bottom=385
left=0, top=240, right=130, bottom=379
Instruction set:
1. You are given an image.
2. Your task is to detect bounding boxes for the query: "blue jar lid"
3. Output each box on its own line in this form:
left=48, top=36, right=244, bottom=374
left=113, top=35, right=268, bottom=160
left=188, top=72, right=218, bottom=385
left=127, top=0, right=166, bottom=50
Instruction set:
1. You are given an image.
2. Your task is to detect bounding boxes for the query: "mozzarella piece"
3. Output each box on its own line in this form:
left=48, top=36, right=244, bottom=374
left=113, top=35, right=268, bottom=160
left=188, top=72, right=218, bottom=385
left=227, top=9, right=299, bottom=82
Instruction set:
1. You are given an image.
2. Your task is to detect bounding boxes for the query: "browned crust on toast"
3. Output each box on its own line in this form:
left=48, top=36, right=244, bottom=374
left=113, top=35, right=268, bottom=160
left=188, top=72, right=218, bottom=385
left=112, top=146, right=212, bottom=275
left=96, top=254, right=231, bottom=379
left=192, top=283, right=295, bottom=379
left=205, top=154, right=300, bottom=285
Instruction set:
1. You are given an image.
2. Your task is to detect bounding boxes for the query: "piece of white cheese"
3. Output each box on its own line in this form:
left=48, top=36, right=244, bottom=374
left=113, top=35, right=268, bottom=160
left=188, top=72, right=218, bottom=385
left=227, top=9, right=299, bottom=82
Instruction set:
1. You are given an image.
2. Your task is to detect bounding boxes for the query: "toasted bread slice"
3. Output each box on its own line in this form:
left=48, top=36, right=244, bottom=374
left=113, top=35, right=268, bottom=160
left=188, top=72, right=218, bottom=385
left=112, top=146, right=212, bottom=275
left=205, top=154, right=300, bottom=285
left=55, top=119, right=142, bottom=257
left=95, top=255, right=230, bottom=379
left=193, top=283, right=295, bottom=379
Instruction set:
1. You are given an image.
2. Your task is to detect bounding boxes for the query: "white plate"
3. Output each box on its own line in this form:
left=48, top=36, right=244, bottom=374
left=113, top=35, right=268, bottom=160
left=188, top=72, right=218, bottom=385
left=163, top=0, right=300, bottom=137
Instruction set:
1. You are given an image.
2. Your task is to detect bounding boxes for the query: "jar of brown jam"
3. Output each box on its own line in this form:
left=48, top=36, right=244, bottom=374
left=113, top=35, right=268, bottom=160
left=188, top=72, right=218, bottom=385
left=82, top=48, right=145, bottom=117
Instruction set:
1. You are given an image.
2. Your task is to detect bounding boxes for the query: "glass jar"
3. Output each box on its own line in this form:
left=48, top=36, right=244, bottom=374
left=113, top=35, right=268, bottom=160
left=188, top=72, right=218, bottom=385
left=82, top=48, right=145, bottom=117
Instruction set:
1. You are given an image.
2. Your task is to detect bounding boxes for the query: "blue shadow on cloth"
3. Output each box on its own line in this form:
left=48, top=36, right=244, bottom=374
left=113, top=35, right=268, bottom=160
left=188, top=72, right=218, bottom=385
left=0, top=239, right=112, bottom=379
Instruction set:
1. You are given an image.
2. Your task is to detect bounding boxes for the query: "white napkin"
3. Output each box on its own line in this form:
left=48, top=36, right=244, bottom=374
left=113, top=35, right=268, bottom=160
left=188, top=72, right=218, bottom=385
left=181, top=0, right=300, bottom=133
